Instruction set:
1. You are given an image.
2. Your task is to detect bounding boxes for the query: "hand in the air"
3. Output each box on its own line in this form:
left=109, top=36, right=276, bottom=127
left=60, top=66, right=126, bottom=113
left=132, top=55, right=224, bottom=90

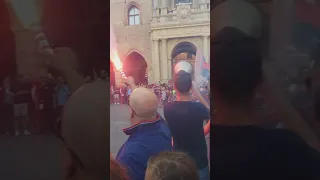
left=125, top=76, right=135, bottom=85
left=125, top=76, right=137, bottom=89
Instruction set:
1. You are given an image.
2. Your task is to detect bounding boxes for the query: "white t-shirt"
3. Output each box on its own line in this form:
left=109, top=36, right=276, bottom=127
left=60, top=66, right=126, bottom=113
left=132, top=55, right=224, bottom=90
left=161, top=91, right=166, bottom=100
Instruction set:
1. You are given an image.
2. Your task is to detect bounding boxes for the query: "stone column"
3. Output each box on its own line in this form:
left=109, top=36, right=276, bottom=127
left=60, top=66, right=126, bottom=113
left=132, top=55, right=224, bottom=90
left=160, top=39, right=168, bottom=81
left=161, top=0, right=168, bottom=7
left=193, top=0, right=199, bottom=8
left=202, top=35, right=209, bottom=62
left=154, top=0, right=159, bottom=8
left=153, top=39, right=161, bottom=82
left=168, top=0, right=174, bottom=9
left=199, top=0, right=207, bottom=10
left=168, top=58, right=172, bottom=79
left=160, top=0, right=168, bottom=15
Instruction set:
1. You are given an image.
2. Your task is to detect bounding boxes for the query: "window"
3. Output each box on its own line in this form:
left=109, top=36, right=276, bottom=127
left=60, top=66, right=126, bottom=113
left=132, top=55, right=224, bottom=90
left=128, top=6, right=140, bottom=25
left=175, top=0, right=192, bottom=4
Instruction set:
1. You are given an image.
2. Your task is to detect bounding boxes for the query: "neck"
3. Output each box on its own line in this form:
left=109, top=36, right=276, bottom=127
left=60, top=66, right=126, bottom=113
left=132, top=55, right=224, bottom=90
left=130, top=114, right=157, bottom=125
left=213, top=103, right=258, bottom=126
left=176, top=93, right=190, bottom=101
left=130, top=118, right=141, bottom=126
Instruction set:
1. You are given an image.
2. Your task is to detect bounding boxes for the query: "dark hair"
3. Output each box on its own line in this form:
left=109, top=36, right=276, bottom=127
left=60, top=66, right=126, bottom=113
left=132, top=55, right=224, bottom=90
left=110, top=157, right=129, bottom=180
left=211, top=27, right=262, bottom=102
left=174, top=70, right=192, bottom=94
left=146, top=151, right=199, bottom=180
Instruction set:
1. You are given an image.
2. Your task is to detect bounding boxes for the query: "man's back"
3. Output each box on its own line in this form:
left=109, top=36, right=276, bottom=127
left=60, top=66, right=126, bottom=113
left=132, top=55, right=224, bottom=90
left=116, top=117, right=172, bottom=180
left=164, top=101, right=209, bottom=169
left=211, top=125, right=320, bottom=179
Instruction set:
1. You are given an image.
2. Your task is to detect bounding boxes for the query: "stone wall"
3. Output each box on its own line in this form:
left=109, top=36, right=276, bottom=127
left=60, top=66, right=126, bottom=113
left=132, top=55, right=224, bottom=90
left=110, top=0, right=152, bottom=68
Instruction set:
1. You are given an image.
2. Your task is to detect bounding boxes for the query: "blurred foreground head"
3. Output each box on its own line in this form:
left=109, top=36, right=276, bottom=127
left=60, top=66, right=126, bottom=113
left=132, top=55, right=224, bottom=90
left=62, top=80, right=109, bottom=180
left=211, top=27, right=262, bottom=104
left=129, top=87, right=158, bottom=120
left=110, top=155, right=129, bottom=180
left=145, top=151, right=199, bottom=180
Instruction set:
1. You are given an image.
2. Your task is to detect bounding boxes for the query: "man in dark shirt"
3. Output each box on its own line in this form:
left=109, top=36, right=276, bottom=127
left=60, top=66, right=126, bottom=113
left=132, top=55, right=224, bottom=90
left=164, top=71, right=210, bottom=180
left=11, top=76, right=31, bottom=136
left=38, top=77, right=55, bottom=133
left=210, top=27, right=320, bottom=179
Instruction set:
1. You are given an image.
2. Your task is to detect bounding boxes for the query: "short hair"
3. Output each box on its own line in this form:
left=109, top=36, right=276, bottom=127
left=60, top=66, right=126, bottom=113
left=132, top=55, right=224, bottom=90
left=174, top=70, right=192, bottom=94
left=211, top=27, right=262, bottom=101
left=146, top=151, right=199, bottom=180
left=110, top=157, right=129, bottom=180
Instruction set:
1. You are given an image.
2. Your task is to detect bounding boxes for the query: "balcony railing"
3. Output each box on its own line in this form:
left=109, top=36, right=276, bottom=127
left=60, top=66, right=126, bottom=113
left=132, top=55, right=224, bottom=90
left=151, top=6, right=210, bottom=26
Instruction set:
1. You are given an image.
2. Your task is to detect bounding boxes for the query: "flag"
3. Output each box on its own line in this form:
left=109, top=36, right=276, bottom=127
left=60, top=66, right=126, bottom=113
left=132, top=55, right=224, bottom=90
left=195, top=49, right=210, bottom=81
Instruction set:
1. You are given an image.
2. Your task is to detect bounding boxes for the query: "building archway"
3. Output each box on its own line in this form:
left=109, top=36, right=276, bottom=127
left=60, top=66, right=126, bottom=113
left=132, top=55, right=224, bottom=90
left=123, top=51, right=148, bottom=85
left=171, top=42, right=197, bottom=75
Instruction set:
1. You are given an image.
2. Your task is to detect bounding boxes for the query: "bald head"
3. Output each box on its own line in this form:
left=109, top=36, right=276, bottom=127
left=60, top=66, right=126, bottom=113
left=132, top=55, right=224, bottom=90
left=62, top=80, right=109, bottom=175
left=129, top=87, right=158, bottom=119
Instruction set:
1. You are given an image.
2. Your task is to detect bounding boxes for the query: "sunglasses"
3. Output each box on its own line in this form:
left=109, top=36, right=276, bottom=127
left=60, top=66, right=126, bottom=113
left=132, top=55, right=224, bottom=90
left=128, top=103, right=140, bottom=118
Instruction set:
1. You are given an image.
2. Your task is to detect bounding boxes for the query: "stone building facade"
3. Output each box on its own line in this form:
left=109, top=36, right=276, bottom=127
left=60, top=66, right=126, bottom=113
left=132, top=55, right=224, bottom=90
left=111, top=0, right=210, bottom=84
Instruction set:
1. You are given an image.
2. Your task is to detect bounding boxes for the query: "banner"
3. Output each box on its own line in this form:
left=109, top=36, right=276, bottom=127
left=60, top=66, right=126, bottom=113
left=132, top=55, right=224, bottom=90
left=194, top=49, right=210, bottom=82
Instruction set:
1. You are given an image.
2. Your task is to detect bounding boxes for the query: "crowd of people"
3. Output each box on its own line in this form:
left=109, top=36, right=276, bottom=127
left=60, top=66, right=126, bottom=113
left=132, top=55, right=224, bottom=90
left=110, top=27, right=320, bottom=180
left=2, top=12, right=320, bottom=180
left=0, top=75, right=70, bottom=135
left=2, top=26, right=318, bottom=180
left=111, top=83, right=175, bottom=106
left=110, top=80, right=209, bottom=107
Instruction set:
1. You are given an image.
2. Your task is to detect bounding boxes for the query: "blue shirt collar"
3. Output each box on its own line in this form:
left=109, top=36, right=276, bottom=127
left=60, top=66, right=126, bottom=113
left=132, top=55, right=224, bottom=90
left=123, top=114, right=162, bottom=135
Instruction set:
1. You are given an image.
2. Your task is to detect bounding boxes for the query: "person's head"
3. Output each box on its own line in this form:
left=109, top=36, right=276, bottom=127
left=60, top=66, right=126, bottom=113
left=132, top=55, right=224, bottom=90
left=211, top=27, right=262, bottom=108
left=40, top=77, right=47, bottom=84
left=61, top=81, right=109, bottom=180
left=3, top=76, right=10, bottom=85
left=145, top=151, right=199, bottom=180
left=129, top=87, right=158, bottom=124
left=16, top=74, right=23, bottom=81
left=58, top=76, right=66, bottom=84
left=110, top=155, right=129, bottom=180
left=84, top=76, right=92, bottom=83
left=174, top=70, right=192, bottom=96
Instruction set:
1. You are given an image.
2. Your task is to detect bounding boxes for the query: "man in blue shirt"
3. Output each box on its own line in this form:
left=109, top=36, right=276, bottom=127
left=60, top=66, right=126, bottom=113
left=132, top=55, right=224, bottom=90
left=164, top=71, right=210, bottom=180
left=116, top=85, right=172, bottom=180
left=57, top=76, right=70, bottom=109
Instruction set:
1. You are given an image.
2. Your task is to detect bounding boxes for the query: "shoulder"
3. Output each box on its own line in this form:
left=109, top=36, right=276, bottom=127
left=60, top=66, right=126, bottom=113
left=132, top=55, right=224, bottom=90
left=267, top=129, right=307, bottom=143
left=116, top=143, right=139, bottom=163
left=164, top=102, right=174, bottom=111
left=194, top=101, right=207, bottom=109
left=265, top=129, right=320, bottom=159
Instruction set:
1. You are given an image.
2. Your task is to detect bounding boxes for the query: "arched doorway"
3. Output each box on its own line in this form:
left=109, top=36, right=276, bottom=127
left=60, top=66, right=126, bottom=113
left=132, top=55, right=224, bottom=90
left=171, top=42, right=197, bottom=76
left=123, top=52, right=148, bottom=85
